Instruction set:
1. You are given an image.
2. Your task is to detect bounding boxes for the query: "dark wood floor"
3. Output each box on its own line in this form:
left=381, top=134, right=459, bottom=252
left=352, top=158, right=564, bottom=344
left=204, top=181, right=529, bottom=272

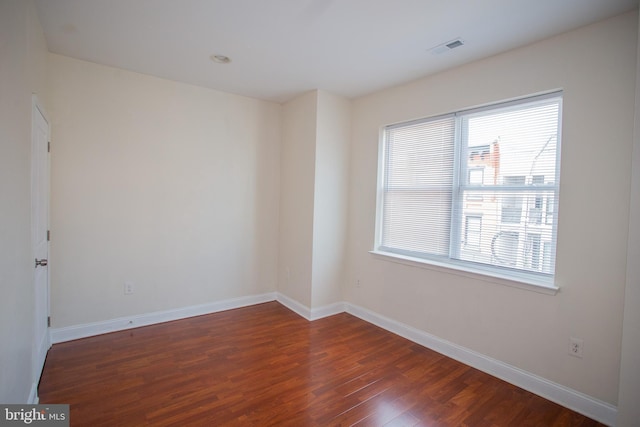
left=39, top=301, right=603, bottom=426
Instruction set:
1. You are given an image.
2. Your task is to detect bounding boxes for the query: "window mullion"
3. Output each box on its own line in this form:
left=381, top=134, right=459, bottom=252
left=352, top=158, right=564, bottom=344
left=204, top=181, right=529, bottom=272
left=449, top=115, right=465, bottom=260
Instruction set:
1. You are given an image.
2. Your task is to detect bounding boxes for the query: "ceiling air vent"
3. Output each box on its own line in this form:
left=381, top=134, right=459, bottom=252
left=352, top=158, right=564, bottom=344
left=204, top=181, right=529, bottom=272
left=446, top=39, right=464, bottom=49
left=429, top=38, right=465, bottom=55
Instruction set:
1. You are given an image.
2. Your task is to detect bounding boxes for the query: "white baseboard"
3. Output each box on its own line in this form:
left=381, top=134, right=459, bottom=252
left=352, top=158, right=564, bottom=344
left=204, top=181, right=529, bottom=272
left=50, top=292, right=277, bottom=344
left=310, top=301, right=346, bottom=320
left=50, top=292, right=341, bottom=343
left=276, top=293, right=311, bottom=319
left=47, top=293, right=617, bottom=425
left=345, top=303, right=617, bottom=427
left=275, top=293, right=345, bottom=321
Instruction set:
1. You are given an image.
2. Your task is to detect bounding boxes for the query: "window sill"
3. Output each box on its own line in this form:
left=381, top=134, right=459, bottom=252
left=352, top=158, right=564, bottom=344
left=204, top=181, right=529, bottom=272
left=369, top=250, right=559, bottom=296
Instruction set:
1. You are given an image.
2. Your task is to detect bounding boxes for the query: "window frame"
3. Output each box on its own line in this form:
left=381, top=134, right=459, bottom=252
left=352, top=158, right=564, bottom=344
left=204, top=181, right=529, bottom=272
left=373, top=92, right=562, bottom=293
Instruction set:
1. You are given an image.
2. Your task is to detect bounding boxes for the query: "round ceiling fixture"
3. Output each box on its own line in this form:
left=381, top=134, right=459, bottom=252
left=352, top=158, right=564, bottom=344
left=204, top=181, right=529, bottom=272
left=210, top=54, right=231, bottom=64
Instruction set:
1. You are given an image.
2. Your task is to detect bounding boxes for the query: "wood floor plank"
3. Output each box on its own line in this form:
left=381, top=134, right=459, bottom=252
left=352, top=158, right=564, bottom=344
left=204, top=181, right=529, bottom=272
left=39, top=302, right=604, bottom=426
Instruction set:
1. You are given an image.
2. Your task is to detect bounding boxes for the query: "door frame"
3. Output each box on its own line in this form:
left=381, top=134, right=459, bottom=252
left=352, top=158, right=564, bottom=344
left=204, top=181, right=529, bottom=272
left=31, top=94, right=51, bottom=401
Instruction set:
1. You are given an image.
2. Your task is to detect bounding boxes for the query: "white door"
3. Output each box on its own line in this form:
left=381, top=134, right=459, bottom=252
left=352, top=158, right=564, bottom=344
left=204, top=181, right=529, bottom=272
left=32, top=96, right=50, bottom=382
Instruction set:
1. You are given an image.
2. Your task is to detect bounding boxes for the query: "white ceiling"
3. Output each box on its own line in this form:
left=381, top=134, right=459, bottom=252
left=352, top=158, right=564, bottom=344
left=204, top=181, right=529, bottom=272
left=35, top=0, right=638, bottom=103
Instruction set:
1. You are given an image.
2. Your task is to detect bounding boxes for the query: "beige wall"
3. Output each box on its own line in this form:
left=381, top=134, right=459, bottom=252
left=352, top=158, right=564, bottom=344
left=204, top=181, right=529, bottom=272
left=278, top=91, right=318, bottom=307
left=48, top=54, right=281, bottom=328
left=278, top=90, right=351, bottom=310
left=617, top=8, right=640, bottom=426
left=0, top=0, right=49, bottom=402
left=346, top=11, right=637, bottom=405
left=311, top=91, right=351, bottom=308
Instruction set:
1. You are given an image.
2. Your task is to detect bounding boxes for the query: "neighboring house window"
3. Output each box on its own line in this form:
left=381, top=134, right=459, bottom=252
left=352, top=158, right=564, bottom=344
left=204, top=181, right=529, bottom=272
left=467, top=168, right=485, bottom=201
left=501, top=176, right=526, bottom=223
left=525, top=233, right=542, bottom=270
left=528, top=175, right=545, bottom=225
left=463, top=215, right=482, bottom=249
left=376, top=92, right=562, bottom=287
left=468, top=168, right=484, bottom=185
left=545, top=194, right=555, bottom=225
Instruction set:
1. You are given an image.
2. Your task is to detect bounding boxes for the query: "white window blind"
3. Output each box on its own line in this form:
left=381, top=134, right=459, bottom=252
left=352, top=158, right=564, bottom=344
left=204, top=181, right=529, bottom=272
left=378, top=92, right=562, bottom=286
left=382, top=115, right=455, bottom=257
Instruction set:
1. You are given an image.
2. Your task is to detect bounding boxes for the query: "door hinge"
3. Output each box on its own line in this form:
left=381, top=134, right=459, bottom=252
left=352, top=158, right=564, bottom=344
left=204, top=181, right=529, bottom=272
left=47, top=316, right=51, bottom=328
left=47, top=141, right=50, bottom=153
left=47, top=230, right=50, bottom=241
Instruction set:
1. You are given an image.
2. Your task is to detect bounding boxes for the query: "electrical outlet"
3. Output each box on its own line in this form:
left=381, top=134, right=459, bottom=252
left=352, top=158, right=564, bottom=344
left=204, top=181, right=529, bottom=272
left=356, top=279, right=361, bottom=288
left=569, top=337, right=583, bottom=358
left=124, top=282, right=134, bottom=295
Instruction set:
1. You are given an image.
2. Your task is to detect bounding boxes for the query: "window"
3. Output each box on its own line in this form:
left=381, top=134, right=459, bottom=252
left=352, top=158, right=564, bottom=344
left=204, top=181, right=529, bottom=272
left=525, top=233, right=542, bottom=270
left=463, top=215, right=482, bottom=249
left=468, top=168, right=484, bottom=185
left=545, top=194, right=554, bottom=225
left=528, top=175, right=545, bottom=225
left=376, top=92, right=562, bottom=287
left=467, top=168, right=485, bottom=201
left=501, top=176, right=526, bottom=223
